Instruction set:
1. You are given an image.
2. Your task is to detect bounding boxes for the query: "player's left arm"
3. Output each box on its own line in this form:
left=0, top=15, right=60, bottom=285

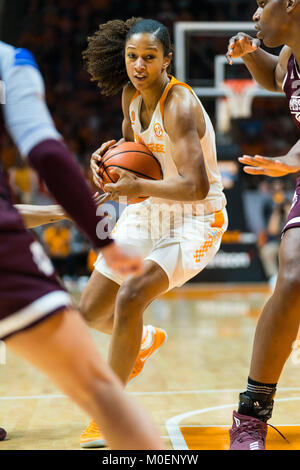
left=15, top=204, right=70, bottom=229
left=239, top=138, right=300, bottom=177
left=140, top=87, right=209, bottom=200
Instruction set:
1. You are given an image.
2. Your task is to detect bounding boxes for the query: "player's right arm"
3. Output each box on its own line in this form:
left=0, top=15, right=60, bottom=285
left=121, top=83, right=136, bottom=142
left=226, top=33, right=292, bottom=92
left=90, top=83, right=135, bottom=188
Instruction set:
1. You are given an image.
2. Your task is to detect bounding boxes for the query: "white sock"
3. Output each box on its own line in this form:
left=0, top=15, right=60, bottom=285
left=141, top=325, right=155, bottom=350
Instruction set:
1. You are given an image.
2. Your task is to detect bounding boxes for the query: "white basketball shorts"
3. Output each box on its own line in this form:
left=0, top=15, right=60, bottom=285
left=94, top=200, right=228, bottom=291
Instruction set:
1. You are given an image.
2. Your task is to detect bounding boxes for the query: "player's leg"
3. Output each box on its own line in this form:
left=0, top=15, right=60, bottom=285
left=230, top=227, right=300, bottom=450
left=6, top=307, right=164, bottom=450
left=79, top=265, right=167, bottom=375
left=107, top=206, right=228, bottom=385
left=79, top=200, right=151, bottom=334
left=79, top=262, right=167, bottom=448
left=79, top=202, right=166, bottom=369
left=79, top=204, right=169, bottom=447
left=108, top=260, right=169, bottom=384
left=79, top=268, right=119, bottom=333
left=249, top=227, right=300, bottom=382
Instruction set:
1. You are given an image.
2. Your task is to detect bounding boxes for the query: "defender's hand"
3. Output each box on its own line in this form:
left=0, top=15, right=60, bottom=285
left=239, top=155, right=300, bottom=177
left=226, top=33, right=260, bottom=65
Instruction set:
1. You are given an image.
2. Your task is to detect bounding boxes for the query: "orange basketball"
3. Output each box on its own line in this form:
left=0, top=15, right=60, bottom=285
left=98, top=142, right=163, bottom=204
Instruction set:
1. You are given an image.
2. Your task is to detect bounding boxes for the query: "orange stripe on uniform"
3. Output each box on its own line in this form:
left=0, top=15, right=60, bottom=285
left=193, top=211, right=226, bottom=263
left=211, top=210, right=225, bottom=229
left=130, top=90, right=140, bottom=104
left=159, top=76, right=194, bottom=116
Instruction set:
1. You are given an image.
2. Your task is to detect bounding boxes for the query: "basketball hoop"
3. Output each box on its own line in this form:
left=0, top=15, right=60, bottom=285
left=217, top=79, right=258, bottom=134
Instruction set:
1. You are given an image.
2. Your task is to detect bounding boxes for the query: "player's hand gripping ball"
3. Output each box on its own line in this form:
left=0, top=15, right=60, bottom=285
left=98, top=142, right=162, bottom=204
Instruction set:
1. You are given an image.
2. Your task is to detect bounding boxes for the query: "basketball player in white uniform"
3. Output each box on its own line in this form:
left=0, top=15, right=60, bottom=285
left=65, top=17, right=228, bottom=447
left=15, top=18, right=228, bottom=448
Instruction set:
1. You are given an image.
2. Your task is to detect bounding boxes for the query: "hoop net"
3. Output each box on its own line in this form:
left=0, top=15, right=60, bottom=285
left=217, top=79, right=258, bottom=134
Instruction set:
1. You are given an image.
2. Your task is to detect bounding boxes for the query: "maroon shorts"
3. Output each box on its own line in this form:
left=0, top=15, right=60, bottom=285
left=282, top=177, right=300, bottom=236
left=0, top=195, right=72, bottom=340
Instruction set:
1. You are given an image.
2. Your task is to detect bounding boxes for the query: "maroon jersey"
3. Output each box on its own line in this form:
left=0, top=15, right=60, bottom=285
left=281, top=54, right=300, bottom=235
left=283, top=54, right=300, bottom=131
left=0, top=110, right=71, bottom=339
left=0, top=107, right=10, bottom=200
left=0, top=172, right=11, bottom=202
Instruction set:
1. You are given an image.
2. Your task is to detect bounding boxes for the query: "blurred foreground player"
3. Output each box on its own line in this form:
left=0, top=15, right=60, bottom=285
left=226, top=0, right=300, bottom=450
left=0, top=40, right=164, bottom=450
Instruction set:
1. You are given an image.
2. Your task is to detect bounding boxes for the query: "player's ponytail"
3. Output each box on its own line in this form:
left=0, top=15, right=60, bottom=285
left=83, top=17, right=141, bottom=96
left=83, top=18, right=173, bottom=96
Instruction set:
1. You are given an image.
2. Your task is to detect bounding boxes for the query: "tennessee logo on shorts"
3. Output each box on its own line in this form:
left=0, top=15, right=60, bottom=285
left=154, top=123, right=163, bottom=138
left=131, top=110, right=135, bottom=123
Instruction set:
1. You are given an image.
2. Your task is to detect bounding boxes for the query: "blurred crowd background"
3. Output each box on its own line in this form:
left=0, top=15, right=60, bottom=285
left=1, top=0, right=298, bottom=284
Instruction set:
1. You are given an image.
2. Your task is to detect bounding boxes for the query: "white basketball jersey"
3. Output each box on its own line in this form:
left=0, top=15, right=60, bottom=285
left=129, top=76, right=226, bottom=214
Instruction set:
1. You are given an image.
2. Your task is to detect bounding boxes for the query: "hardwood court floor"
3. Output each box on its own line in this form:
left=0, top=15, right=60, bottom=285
left=0, top=283, right=300, bottom=450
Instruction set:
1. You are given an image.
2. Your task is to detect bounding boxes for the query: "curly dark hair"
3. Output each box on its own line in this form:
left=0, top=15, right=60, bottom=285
left=82, top=18, right=173, bottom=96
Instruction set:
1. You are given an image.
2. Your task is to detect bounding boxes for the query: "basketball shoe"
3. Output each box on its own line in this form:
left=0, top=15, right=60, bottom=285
left=229, top=411, right=268, bottom=450
left=80, top=325, right=167, bottom=448
left=229, top=393, right=288, bottom=450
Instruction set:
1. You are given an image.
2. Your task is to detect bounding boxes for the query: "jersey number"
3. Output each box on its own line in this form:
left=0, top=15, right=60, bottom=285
left=292, top=80, right=300, bottom=96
